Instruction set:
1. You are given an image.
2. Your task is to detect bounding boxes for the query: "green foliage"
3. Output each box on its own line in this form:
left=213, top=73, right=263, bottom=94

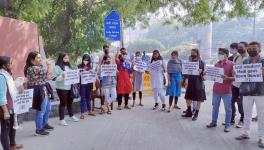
left=1, top=0, right=263, bottom=59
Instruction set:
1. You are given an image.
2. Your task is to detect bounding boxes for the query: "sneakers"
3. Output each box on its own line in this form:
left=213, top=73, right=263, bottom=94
left=258, top=139, right=264, bottom=148
left=235, top=134, right=250, bottom=140
left=35, top=129, right=49, bottom=136
left=153, top=103, right=159, bottom=110
left=44, top=124, right=54, bottom=131
left=167, top=107, right=171, bottom=113
left=236, top=121, right=244, bottom=128
left=224, top=127, right=231, bottom=133
left=69, top=116, right=79, bottom=122
left=192, top=110, right=199, bottom=121
left=59, top=120, right=68, bottom=126
left=124, top=105, right=131, bottom=109
left=161, top=104, right=166, bottom=111
left=206, top=123, right=217, bottom=128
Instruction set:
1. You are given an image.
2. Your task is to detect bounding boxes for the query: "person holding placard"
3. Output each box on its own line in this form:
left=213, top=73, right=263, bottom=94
left=231, top=42, right=248, bottom=128
left=149, top=50, right=167, bottom=111
left=235, top=42, right=264, bottom=148
left=131, top=51, right=144, bottom=107
left=166, top=51, right=182, bottom=112
left=78, top=54, right=95, bottom=119
left=100, top=55, right=117, bottom=114
left=182, top=49, right=206, bottom=121
left=53, top=53, right=79, bottom=126
left=116, top=48, right=132, bottom=110
left=0, top=56, right=23, bottom=150
left=206, top=48, right=234, bottom=132
left=24, top=51, right=55, bottom=136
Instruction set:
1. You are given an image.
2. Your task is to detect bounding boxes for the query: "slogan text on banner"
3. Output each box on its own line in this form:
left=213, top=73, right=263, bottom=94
left=182, top=62, right=199, bottom=75
left=13, top=89, right=34, bottom=114
left=101, top=64, right=117, bottom=77
left=234, top=63, right=263, bottom=82
left=64, top=70, right=80, bottom=85
left=204, top=66, right=224, bottom=83
left=81, top=71, right=97, bottom=84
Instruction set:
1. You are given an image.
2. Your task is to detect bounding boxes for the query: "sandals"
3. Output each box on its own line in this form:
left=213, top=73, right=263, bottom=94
left=235, top=134, right=250, bottom=140
left=138, top=104, right=144, bottom=106
left=107, top=111, right=112, bottom=115
left=10, top=144, right=23, bottom=150
left=80, top=114, right=84, bottom=119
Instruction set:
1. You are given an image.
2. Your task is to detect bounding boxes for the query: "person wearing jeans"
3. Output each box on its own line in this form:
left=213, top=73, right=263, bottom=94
left=24, top=51, right=54, bottom=136
left=235, top=41, right=264, bottom=148
left=78, top=54, right=95, bottom=119
left=207, top=48, right=234, bottom=132
left=35, top=96, right=51, bottom=132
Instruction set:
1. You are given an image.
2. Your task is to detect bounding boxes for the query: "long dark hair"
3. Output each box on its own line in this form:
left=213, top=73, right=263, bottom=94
left=24, top=51, right=39, bottom=77
left=0, top=56, right=12, bottom=74
left=151, top=50, right=163, bottom=63
left=78, top=54, right=91, bottom=69
left=55, top=52, right=71, bottom=71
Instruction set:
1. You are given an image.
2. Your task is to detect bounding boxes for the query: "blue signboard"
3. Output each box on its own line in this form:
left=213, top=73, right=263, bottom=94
left=104, top=11, right=121, bottom=41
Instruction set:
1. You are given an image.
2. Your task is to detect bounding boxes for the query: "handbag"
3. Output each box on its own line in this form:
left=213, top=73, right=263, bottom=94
left=239, top=82, right=260, bottom=96
left=70, top=84, right=80, bottom=99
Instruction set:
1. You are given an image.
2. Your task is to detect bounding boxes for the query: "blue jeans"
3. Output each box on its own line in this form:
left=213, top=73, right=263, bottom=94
left=35, top=97, right=51, bottom=131
left=80, top=84, right=92, bottom=113
left=212, top=93, right=232, bottom=127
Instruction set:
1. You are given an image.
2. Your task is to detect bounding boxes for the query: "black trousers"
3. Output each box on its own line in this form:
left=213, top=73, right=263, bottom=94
left=169, top=96, right=178, bottom=106
left=132, top=91, right=142, bottom=100
left=56, top=89, right=74, bottom=120
left=231, top=86, right=244, bottom=122
left=1, top=114, right=16, bottom=150
left=118, top=94, right=129, bottom=106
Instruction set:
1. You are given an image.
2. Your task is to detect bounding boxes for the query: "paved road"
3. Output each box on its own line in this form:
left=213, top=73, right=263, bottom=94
left=16, top=84, right=260, bottom=150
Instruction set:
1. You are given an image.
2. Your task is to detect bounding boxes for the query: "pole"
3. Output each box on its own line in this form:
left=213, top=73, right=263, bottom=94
left=120, top=15, right=124, bottom=48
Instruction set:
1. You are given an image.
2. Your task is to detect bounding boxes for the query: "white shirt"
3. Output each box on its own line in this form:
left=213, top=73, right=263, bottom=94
left=149, top=60, right=166, bottom=89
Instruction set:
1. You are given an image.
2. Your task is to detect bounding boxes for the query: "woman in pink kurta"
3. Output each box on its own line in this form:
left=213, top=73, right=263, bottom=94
left=116, top=52, right=132, bottom=110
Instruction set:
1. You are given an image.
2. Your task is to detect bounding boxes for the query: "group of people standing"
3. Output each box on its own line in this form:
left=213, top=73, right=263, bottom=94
left=0, top=41, right=264, bottom=149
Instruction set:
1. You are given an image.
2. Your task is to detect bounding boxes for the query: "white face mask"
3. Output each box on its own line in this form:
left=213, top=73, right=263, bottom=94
left=83, top=60, right=89, bottom=65
left=136, top=56, right=141, bottom=60
left=218, top=54, right=225, bottom=61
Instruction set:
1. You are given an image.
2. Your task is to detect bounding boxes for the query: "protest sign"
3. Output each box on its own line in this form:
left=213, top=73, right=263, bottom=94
left=101, top=64, right=117, bottom=77
left=234, top=63, right=263, bottom=82
left=64, top=69, right=80, bottom=85
left=182, top=62, right=199, bottom=75
left=147, top=60, right=162, bottom=72
left=81, top=71, right=97, bottom=84
left=134, top=61, right=147, bottom=72
left=204, top=66, right=224, bottom=83
left=13, top=89, right=34, bottom=114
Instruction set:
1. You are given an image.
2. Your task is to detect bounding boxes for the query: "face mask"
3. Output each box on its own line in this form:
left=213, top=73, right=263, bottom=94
left=104, top=50, right=109, bottom=55
left=237, top=48, right=245, bottom=54
left=218, top=54, right=225, bottom=61
left=136, top=56, right=141, bottom=60
left=123, top=55, right=128, bottom=60
left=191, top=55, right=197, bottom=59
left=83, top=60, right=89, bottom=65
left=248, top=50, right=258, bottom=57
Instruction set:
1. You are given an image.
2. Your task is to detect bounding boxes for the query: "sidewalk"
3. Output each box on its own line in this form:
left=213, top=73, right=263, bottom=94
left=16, top=88, right=260, bottom=150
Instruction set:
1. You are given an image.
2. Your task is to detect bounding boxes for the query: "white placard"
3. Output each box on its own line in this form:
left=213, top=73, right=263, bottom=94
left=81, top=71, right=97, bottom=84
left=13, top=89, right=34, bottom=114
left=182, top=62, right=199, bottom=75
left=134, top=61, right=147, bottom=72
left=147, top=60, right=162, bottom=72
left=234, top=63, right=263, bottom=82
left=101, top=64, right=117, bottom=77
left=64, top=70, right=80, bottom=85
left=204, top=66, right=224, bottom=83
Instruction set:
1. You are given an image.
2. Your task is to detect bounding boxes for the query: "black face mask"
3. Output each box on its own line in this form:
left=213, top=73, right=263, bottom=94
left=237, top=48, right=245, bottom=54
left=63, top=62, right=70, bottom=66
left=191, top=55, right=197, bottom=59
left=104, top=50, right=109, bottom=55
left=248, top=50, right=258, bottom=57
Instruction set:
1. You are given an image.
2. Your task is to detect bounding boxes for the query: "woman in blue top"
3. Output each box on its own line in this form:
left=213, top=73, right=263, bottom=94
left=166, top=51, right=182, bottom=112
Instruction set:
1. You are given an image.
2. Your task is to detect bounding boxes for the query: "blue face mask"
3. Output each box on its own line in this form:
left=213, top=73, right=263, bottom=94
left=218, top=54, right=225, bottom=61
